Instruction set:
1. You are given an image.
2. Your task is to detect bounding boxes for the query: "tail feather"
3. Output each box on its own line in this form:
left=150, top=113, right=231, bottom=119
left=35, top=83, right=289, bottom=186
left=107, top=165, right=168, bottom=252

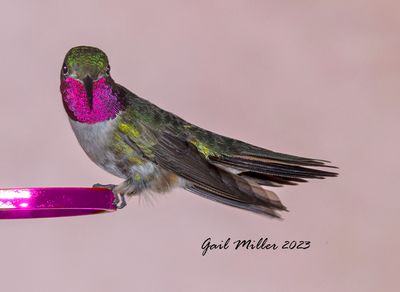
left=201, top=165, right=288, bottom=212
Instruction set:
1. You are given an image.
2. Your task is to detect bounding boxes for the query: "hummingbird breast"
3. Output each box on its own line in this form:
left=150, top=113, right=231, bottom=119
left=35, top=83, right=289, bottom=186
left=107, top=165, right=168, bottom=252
left=68, top=110, right=186, bottom=195
left=69, top=116, right=152, bottom=179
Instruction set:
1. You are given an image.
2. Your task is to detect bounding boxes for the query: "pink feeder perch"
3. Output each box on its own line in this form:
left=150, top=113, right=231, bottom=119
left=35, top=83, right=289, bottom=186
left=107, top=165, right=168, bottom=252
left=0, top=188, right=116, bottom=219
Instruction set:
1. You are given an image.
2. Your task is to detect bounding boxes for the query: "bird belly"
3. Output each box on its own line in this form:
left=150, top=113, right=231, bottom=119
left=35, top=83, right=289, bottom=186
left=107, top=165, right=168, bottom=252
left=69, top=117, right=185, bottom=193
left=69, top=117, right=146, bottom=178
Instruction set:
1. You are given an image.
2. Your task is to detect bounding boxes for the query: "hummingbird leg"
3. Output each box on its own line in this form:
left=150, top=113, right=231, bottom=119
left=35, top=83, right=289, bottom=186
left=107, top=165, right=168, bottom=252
left=118, top=193, right=127, bottom=209
left=112, top=193, right=127, bottom=209
left=110, top=176, right=142, bottom=209
left=113, top=193, right=120, bottom=207
left=93, top=176, right=142, bottom=209
left=92, top=183, right=126, bottom=209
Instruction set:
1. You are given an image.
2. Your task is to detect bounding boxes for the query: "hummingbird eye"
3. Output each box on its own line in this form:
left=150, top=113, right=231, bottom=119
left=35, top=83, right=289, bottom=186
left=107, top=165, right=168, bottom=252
left=62, top=63, right=68, bottom=75
left=106, top=65, right=110, bottom=75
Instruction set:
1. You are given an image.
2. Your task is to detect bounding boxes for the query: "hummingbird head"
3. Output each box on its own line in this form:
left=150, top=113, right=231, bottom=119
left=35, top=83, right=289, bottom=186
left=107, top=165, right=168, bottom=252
left=61, top=46, right=111, bottom=109
left=60, top=46, right=125, bottom=124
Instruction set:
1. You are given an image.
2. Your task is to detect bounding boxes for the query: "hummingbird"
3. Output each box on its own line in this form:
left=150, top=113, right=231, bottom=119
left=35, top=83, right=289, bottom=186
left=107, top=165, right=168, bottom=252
left=60, top=46, right=337, bottom=218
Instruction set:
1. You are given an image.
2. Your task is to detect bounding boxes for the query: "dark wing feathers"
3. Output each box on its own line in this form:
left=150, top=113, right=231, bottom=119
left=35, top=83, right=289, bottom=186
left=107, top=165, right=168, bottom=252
left=238, top=171, right=309, bottom=187
left=210, top=155, right=337, bottom=179
left=184, top=124, right=337, bottom=188
left=152, top=132, right=287, bottom=217
left=208, top=140, right=337, bottom=187
left=237, top=145, right=334, bottom=167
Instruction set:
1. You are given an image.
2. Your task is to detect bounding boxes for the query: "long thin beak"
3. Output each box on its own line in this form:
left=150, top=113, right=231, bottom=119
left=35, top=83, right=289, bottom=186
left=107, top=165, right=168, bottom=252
left=83, top=75, right=94, bottom=110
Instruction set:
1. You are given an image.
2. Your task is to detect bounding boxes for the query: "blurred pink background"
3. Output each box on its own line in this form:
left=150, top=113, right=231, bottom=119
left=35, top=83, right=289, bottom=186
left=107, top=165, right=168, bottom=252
left=0, top=1, right=398, bottom=291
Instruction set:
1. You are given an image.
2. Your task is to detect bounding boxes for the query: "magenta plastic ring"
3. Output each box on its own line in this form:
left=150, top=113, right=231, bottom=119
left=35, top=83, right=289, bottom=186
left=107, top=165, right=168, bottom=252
left=0, top=188, right=116, bottom=219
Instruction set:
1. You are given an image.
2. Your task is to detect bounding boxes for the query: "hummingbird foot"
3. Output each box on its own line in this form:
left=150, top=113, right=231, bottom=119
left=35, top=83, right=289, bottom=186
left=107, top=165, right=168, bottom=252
left=113, top=193, right=127, bottom=209
left=92, top=183, right=126, bottom=209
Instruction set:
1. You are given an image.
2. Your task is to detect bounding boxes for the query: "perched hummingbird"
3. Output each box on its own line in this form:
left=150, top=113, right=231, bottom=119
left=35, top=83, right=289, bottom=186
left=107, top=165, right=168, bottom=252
left=60, top=46, right=337, bottom=218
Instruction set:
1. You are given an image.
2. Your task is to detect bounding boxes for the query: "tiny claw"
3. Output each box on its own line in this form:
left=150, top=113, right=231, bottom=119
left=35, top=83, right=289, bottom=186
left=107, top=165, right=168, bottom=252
left=92, top=183, right=126, bottom=209
left=113, top=193, right=127, bottom=209
left=118, top=194, right=127, bottom=209
left=113, top=193, right=121, bottom=207
left=93, top=183, right=128, bottom=209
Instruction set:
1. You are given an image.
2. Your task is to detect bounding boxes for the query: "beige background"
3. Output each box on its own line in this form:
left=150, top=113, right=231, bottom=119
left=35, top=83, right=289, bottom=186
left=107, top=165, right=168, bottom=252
left=0, top=1, right=398, bottom=291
